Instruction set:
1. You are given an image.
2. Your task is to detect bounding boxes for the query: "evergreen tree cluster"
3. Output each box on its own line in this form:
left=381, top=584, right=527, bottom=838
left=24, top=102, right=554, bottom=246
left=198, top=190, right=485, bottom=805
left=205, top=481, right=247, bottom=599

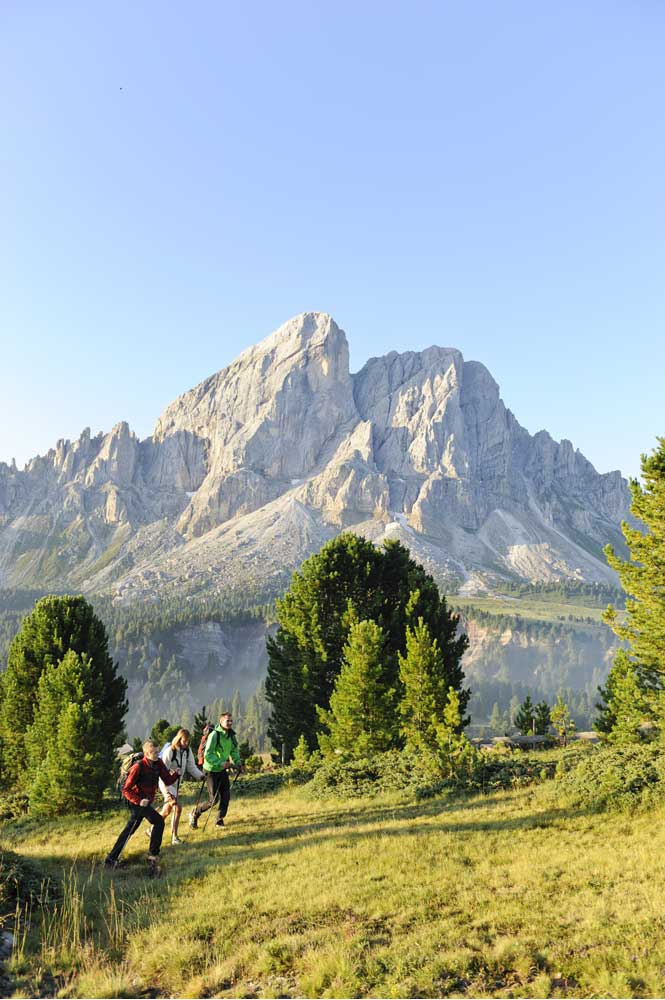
left=266, top=534, right=469, bottom=761
left=468, top=679, right=596, bottom=735
left=0, top=596, right=127, bottom=813
left=494, top=579, right=625, bottom=608
left=0, top=586, right=278, bottom=740
left=512, top=695, right=552, bottom=736
left=0, top=575, right=616, bottom=747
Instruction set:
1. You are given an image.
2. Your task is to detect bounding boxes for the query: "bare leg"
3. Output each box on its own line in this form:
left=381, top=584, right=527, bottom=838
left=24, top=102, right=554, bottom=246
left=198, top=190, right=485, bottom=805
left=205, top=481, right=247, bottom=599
left=160, top=796, right=176, bottom=821
left=172, top=802, right=182, bottom=837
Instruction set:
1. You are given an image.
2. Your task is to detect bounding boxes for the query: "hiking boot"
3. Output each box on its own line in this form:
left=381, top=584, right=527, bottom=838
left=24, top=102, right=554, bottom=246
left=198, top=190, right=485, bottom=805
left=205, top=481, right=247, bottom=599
left=187, top=811, right=198, bottom=830
left=215, top=818, right=225, bottom=828
left=147, top=853, right=160, bottom=863
left=104, top=857, right=124, bottom=869
left=171, top=835, right=183, bottom=845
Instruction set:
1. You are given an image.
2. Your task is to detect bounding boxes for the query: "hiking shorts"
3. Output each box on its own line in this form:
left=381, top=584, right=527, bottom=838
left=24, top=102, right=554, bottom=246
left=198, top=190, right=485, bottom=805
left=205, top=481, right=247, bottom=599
left=159, top=778, right=179, bottom=803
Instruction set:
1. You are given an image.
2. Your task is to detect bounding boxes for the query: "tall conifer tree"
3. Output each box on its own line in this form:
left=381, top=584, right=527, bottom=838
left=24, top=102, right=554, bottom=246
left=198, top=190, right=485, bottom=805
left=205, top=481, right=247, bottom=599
left=534, top=700, right=552, bottom=736
left=317, top=620, right=395, bottom=756
left=192, top=705, right=208, bottom=752
left=595, top=649, right=648, bottom=741
left=266, top=534, right=468, bottom=757
left=0, top=595, right=126, bottom=787
left=25, top=651, right=107, bottom=814
left=398, top=619, right=445, bottom=755
left=514, top=695, right=535, bottom=735
left=603, top=437, right=665, bottom=731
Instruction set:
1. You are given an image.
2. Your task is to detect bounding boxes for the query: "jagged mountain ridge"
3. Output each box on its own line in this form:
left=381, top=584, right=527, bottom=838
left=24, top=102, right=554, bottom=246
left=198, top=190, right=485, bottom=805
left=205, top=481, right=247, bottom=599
left=0, top=312, right=629, bottom=601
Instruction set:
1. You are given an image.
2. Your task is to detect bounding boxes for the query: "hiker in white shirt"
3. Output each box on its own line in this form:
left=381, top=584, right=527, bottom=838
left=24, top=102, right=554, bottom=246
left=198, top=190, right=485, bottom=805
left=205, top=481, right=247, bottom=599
left=158, top=728, right=203, bottom=844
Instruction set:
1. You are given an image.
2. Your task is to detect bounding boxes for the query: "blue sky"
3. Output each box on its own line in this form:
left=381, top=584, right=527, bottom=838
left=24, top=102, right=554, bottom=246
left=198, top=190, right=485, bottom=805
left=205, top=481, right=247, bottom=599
left=2, top=1, right=663, bottom=479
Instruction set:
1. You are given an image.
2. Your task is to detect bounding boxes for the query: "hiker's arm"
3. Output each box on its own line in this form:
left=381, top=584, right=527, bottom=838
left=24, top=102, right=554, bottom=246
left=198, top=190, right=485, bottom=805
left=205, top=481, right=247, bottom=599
left=203, top=730, right=220, bottom=770
left=187, top=754, right=204, bottom=781
left=158, top=760, right=179, bottom=786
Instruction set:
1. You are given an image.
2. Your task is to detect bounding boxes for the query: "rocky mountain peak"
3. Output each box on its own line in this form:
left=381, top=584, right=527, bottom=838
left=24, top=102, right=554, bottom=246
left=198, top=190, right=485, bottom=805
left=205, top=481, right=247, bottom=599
left=0, top=313, right=631, bottom=597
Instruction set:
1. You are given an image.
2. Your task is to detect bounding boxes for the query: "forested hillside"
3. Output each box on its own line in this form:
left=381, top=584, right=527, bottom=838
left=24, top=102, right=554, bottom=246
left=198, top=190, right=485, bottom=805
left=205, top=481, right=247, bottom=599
left=0, top=579, right=619, bottom=741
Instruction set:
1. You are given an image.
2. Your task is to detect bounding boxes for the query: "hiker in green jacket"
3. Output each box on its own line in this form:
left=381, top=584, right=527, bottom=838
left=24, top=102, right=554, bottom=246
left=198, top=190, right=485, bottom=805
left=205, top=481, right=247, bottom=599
left=188, top=712, right=241, bottom=829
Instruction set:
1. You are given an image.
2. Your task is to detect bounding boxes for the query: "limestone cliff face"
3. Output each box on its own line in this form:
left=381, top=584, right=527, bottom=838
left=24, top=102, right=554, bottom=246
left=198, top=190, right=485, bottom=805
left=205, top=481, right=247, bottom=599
left=0, top=312, right=630, bottom=598
left=152, top=313, right=358, bottom=536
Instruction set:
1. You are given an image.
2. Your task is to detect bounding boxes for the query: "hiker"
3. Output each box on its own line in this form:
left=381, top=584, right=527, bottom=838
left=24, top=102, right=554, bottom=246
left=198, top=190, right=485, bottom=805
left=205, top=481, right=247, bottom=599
left=105, top=739, right=180, bottom=868
left=188, top=711, right=241, bottom=830
left=158, top=728, right=203, bottom=844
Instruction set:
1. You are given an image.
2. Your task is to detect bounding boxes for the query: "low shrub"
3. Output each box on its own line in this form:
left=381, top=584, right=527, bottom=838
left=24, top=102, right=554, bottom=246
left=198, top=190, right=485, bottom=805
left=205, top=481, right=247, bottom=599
left=554, top=741, right=597, bottom=777
left=300, top=748, right=480, bottom=800
left=301, top=754, right=384, bottom=799
left=0, top=790, right=29, bottom=823
left=283, top=763, right=317, bottom=786
left=472, top=751, right=557, bottom=792
left=287, top=743, right=560, bottom=800
left=232, top=771, right=284, bottom=797
left=551, top=743, right=665, bottom=811
left=243, top=755, right=263, bottom=774
left=0, top=847, right=46, bottom=919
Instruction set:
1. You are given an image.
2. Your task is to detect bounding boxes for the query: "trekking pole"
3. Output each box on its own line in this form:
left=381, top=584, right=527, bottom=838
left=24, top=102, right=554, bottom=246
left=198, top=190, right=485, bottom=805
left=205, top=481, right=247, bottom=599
left=113, top=807, right=146, bottom=866
left=193, top=776, right=206, bottom=812
left=200, top=781, right=223, bottom=834
left=183, top=777, right=207, bottom=838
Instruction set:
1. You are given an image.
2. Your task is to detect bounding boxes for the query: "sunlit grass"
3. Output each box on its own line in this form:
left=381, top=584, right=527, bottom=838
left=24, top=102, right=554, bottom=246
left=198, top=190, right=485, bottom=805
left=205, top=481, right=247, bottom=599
left=3, top=781, right=665, bottom=997
left=452, top=595, right=609, bottom=625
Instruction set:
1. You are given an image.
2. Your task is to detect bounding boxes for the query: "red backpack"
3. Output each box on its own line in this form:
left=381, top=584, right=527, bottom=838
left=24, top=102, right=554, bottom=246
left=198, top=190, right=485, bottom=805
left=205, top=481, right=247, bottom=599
left=196, top=722, right=217, bottom=767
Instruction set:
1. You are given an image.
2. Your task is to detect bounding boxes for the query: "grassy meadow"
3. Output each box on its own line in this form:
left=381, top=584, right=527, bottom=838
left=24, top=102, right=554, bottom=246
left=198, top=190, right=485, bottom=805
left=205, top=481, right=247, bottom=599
left=2, top=776, right=665, bottom=999
left=451, top=595, right=610, bottom=626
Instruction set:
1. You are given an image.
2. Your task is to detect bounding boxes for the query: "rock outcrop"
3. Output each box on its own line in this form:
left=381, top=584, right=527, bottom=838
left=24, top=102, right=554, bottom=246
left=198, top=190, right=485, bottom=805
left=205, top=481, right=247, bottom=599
left=0, top=312, right=630, bottom=599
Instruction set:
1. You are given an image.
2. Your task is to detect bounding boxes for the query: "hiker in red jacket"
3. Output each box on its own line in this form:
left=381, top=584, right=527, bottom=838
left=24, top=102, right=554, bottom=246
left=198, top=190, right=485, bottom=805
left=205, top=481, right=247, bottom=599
left=105, top=739, right=179, bottom=868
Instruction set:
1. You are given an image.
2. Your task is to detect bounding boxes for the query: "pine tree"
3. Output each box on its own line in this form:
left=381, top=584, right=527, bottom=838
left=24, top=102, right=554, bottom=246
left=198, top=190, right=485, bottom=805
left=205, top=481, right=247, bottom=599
left=25, top=651, right=107, bottom=814
left=243, top=694, right=260, bottom=751
left=604, top=438, right=665, bottom=731
left=231, top=690, right=243, bottom=730
left=514, top=695, right=535, bottom=736
left=434, top=688, right=477, bottom=780
left=251, top=682, right=271, bottom=752
left=192, top=705, right=208, bottom=751
left=208, top=696, right=227, bottom=720
left=435, top=688, right=462, bottom=753
left=150, top=719, right=177, bottom=747
left=290, top=734, right=311, bottom=768
left=180, top=704, right=194, bottom=731
left=534, top=700, right=552, bottom=736
left=317, top=620, right=395, bottom=757
left=595, top=649, right=648, bottom=742
left=398, top=619, right=445, bottom=755
left=550, top=694, right=575, bottom=746
left=0, top=595, right=127, bottom=787
left=267, top=534, right=468, bottom=758
left=266, top=631, right=306, bottom=759
left=237, top=739, right=255, bottom=764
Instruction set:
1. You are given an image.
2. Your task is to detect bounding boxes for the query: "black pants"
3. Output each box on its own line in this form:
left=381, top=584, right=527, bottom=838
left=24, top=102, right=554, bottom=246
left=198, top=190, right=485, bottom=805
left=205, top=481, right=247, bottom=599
left=194, top=770, right=230, bottom=820
left=107, top=803, right=165, bottom=862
